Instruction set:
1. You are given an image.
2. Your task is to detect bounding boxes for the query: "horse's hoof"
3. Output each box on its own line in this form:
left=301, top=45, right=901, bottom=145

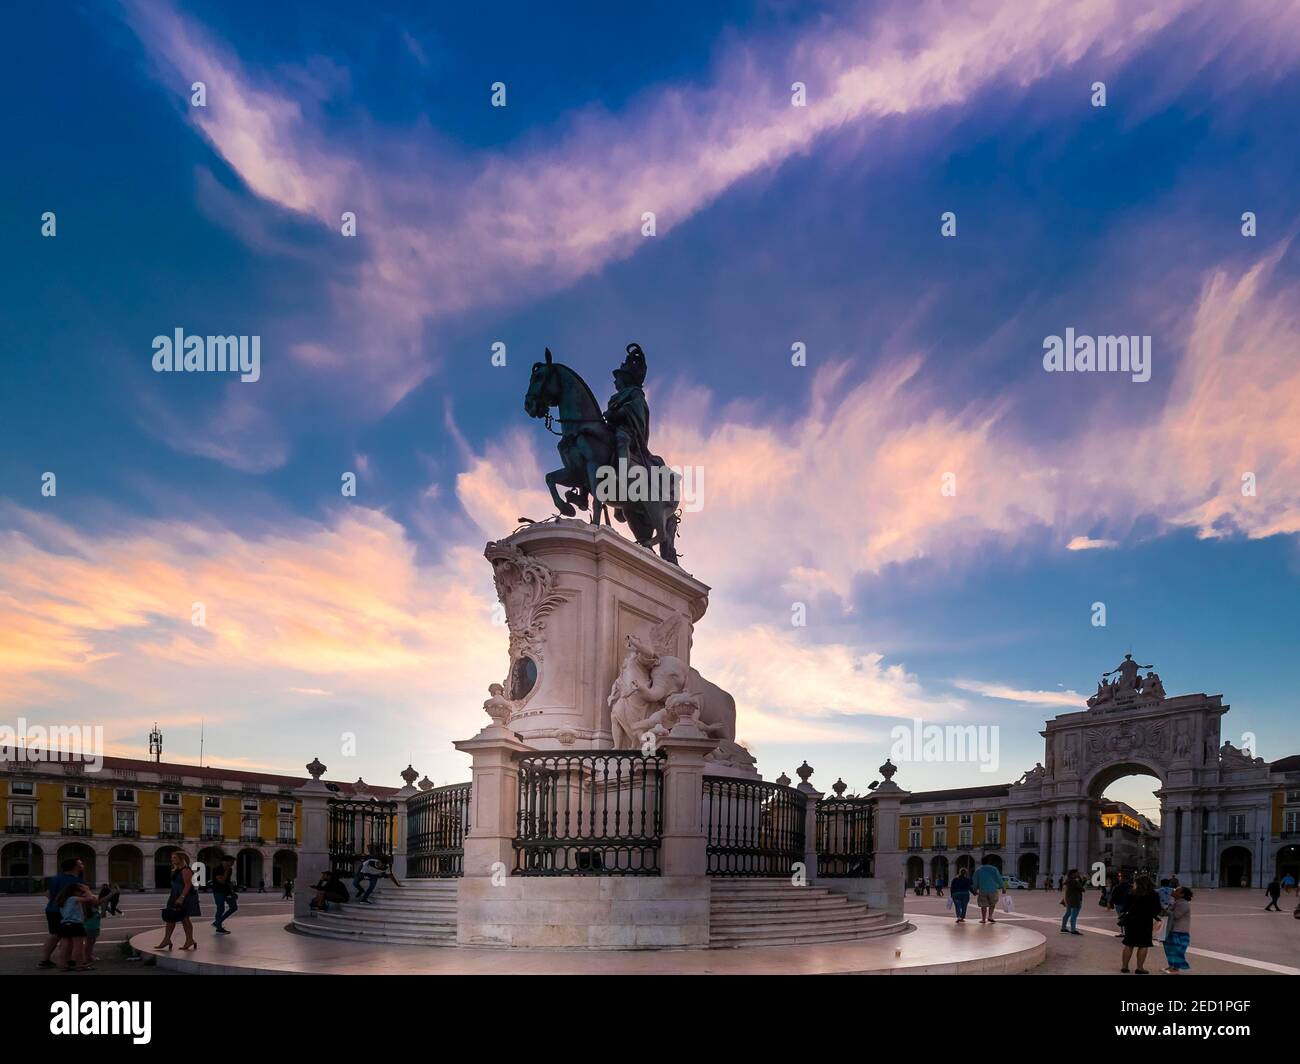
left=557, top=502, right=576, bottom=517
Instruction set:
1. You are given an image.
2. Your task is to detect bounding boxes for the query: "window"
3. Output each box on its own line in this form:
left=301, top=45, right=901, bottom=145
left=115, top=809, right=136, bottom=832
left=11, top=780, right=34, bottom=796
left=987, top=812, right=1000, bottom=823
left=909, top=817, right=921, bottom=828
left=933, top=815, right=946, bottom=826
left=278, top=803, right=294, bottom=815
left=162, top=812, right=181, bottom=834
left=66, top=807, right=87, bottom=831
left=933, top=829, right=947, bottom=848
left=1285, top=811, right=1300, bottom=833
left=278, top=819, right=294, bottom=840
left=985, top=826, right=1000, bottom=845
left=11, top=803, right=34, bottom=827
left=65, top=784, right=86, bottom=800
left=242, top=799, right=260, bottom=812
left=203, top=814, right=222, bottom=836
left=242, top=816, right=259, bottom=836
left=1228, top=813, right=1247, bottom=835
left=203, top=796, right=222, bottom=809
left=115, top=788, right=135, bottom=803
left=958, top=827, right=972, bottom=846
left=1287, top=790, right=1300, bottom=803
left=1104, top=828, right=1113, bottom=838
left=1022, top=827, right=1036, bottom=844
left=908, top=830, right=921, bottom=848
left=162, top=792, right=180, bottom=806
left=959, top=814, right=972, bottom=826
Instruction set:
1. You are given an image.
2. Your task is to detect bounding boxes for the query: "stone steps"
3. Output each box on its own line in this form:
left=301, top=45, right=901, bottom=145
left=293, top=917, right=456, bottom=946
left=292, top=879, right=459, bottom=945
left=708, top=880, right=902, bottom=947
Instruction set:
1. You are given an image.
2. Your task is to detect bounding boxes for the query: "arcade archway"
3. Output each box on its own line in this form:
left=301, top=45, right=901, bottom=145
left=1017, top=852, right=1039, bottom=884
left=1, top=841, right=43, bottom=878
left=1276, top=845, right=1300, bottom=883
left=107, top=844, right=143, bottom=888
left=1220, top=846, right=1252, bottom=887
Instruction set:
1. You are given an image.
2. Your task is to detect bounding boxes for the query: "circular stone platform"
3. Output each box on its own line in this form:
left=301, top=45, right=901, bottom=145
left=130, top=914, right=1044, bottom=975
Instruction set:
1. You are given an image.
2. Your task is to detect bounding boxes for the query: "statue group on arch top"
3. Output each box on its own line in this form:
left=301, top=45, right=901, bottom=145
left=1087, top=653, right=1167, bottom=708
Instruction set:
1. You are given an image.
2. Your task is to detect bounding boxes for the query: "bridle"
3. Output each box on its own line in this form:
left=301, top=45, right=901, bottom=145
left=532, top=361, right=607, bottom=437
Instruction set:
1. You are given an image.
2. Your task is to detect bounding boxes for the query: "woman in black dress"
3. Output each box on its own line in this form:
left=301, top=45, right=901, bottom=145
left=154, top=850, right=200, bottom=951
left=1120, top=874, right=1163, bottom=974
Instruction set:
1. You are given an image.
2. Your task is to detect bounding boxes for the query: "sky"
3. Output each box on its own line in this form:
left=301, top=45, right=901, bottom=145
left=2, top=0, right=1300, bottom=818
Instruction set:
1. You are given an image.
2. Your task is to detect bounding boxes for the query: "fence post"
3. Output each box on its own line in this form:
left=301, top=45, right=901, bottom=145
left=795, top=761, right=822, bottom=884
left=391, top=764, right=420, bottom=879
left=293, top=757, right=332, bottom=920
left=658, top=724, right=719, bottom=877
left=870, top=760, right=909, bottom=918
left=453, top=722, right=530, bottom=878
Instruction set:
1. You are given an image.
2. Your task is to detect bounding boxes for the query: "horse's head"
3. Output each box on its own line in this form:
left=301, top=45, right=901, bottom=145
left=524, top=348, right=558, bottom=420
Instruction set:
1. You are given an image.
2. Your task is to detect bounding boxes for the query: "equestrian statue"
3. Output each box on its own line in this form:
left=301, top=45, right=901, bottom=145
left=524, top=343, right=681, bottom=564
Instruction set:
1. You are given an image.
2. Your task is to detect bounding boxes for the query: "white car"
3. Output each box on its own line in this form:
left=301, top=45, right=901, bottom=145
left=1001, top=875, right=1030, bottom=890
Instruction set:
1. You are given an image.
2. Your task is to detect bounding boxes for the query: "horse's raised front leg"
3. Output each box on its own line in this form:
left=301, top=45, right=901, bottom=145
left=545, top=469, right=577, bottom=517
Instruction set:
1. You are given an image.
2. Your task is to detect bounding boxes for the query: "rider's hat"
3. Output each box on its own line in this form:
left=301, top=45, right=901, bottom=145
left=614, top=343, right=647, bottom=387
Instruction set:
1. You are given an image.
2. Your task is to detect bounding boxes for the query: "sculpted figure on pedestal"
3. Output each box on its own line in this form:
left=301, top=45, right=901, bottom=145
left=608, top=633, right=729, bottom=748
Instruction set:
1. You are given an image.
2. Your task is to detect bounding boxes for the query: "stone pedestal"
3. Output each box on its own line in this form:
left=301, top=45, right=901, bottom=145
left=486, top=520, right=710, bottom=749
left=858, top=781, right=907, bottom=918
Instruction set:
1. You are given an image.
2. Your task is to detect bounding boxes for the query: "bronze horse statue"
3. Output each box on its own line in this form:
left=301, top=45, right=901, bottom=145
left=524, top=349, right=680, bottom=564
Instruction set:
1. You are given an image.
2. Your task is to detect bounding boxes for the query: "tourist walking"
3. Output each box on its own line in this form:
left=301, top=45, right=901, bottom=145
left=155, top=850, right=200, bottom=951
left=935, top=875, right=946, bottom=897
left=1109, top=871, right=1132, bottom=937
left=1265, top=877, right=1282, bottom=911
left=1282, top=872, right=1296, bottom=895
left=950, top=869, right=973, bottom=923
left=211, top=855, right=239, bottom=934
left=282, top=878, right=294, bottom=900
left=1162, top=887, right=1193, bottom=973
left=38, top=856, right=84, bottom=969
left=1120, top=875, right=1163, bottom=974
left=1059, top=869, right=1084, bottom=935
left=973, top=857, right=1005, bottom=924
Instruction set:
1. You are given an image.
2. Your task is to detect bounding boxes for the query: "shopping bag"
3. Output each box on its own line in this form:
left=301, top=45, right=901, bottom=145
left=945, top=897, right=954, bottom=911
left=1153, top=921, right=1165, bottom=943
left=1000, top=894, right=1014, bottom=913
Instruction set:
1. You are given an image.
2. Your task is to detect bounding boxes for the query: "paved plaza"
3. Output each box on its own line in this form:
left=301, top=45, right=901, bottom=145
left=904, top=887, right=1299, bottom=975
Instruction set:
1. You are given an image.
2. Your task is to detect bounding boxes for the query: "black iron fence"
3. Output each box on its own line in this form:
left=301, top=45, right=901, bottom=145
left=407, top=782, right=472, bottom=878
left=703, top=775, right=805, bottom=876
left=815, top=796, right=874, bottom=877
left=514, top=750, right=664, bottom=875
left=327, top=797, right=397, bottom=876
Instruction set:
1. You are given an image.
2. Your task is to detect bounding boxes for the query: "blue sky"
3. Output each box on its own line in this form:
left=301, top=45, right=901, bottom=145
left=2, top=0, right=1299, bottom=817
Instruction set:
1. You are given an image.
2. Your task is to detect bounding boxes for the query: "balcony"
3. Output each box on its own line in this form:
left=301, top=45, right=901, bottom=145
left=1280, top=831, right=1300, bottom=840
left=158, top=831, right=184, bottom=841
left=907, top=845, right=924, bottom=852
left=1020, top=838, right=1039, bottom=848
left=931, top=844, right=948, bottom=851
left=982, top=840, right=1002, bottom=850
left=5, top=824, right=37, bottom=835
left=200, top=833, right=224, bottom=842
left=1223, top=831, right=1251, bottom=840
left=240, top=835, right=265, bottom=845
left=956, top=844, right=973, bottom=851
left=60, top=827, right=91, bottom=837
left=112, top=828, right=140, bottom=838
left=275, top=836, right=296, bottom=845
